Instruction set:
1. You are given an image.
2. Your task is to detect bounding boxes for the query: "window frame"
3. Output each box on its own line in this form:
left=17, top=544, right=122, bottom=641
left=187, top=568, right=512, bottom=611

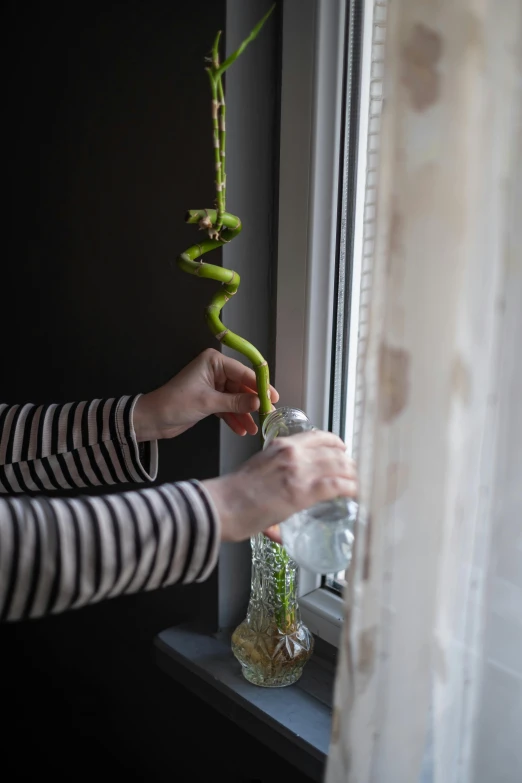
left=275, top=0, right=373, bottom=646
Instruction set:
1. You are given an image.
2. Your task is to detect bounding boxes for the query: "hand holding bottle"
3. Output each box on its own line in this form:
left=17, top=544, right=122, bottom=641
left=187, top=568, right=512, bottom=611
left=203, top=427, right=357, bottom=547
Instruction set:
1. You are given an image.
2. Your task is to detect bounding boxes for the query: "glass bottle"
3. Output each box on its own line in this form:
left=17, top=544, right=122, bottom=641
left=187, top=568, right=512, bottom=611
left=231, top=533, right=313, bottom=687
left=231, top=407, right=356, bottom=687
left=262, top=407, right=357, bottom=574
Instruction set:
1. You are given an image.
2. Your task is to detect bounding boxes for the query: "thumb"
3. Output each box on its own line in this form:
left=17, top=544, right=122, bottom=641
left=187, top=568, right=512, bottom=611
left=216, top=391, right=260, bottom=415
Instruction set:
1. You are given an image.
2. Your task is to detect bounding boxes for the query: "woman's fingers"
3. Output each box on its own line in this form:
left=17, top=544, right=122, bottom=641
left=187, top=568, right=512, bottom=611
left=220, top=355, right=279, bottom=401
left=224, top=380, right=257, bottom=395
left=263, top=524, right=282, bottom=544
left=235, top=412, right=258, bottom=435
left=216, top=376, right=278, bottom=436
left=312, top=476, right=359, bottom=502
left=203, top=427, right=358, bottom=543
left=218, top=412, right=246, bottom=436
left=217, top=411, right=258, bottom=436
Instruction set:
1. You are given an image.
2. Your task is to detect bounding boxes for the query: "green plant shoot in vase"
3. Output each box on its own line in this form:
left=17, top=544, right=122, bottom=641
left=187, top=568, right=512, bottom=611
left=176, top=6, right=313, bottom=687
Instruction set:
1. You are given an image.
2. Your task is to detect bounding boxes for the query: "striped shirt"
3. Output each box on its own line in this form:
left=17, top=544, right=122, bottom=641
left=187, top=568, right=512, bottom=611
left=0, top=395, right=220, bottom=621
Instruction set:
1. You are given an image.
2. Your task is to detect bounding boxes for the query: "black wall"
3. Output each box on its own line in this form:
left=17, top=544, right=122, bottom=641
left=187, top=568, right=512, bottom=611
left=1, top=2, right=311, bottom=781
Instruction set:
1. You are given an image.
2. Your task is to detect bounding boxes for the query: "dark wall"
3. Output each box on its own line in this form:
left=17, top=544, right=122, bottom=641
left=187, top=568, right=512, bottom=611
left=1, top=0, right=225, bottom=774
left=1, top=3, right=311, bottom=781
left=3, top=0, right=224, bottom=412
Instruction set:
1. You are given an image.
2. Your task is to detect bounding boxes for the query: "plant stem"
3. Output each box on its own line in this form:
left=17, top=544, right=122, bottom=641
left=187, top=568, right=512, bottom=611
left=204, top=5, right=274, bottom=240
left=215, top=4, right=276, bottom=79
left=272, top=541, right=295, bottom=629
left=177, top=9, right=293, bottom=636
left=216, top=78, right=226, bottom=233
left=206, top=30, right=224, bottom=231
left=207, top=77, right=223, bottom=226
left=178, top=209, right=272, bottom=431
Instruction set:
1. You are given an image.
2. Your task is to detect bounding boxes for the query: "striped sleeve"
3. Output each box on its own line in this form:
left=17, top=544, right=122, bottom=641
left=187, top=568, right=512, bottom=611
left=0, top=480, right=220, bottom=621
left=0, top=395, right=158, bottom=494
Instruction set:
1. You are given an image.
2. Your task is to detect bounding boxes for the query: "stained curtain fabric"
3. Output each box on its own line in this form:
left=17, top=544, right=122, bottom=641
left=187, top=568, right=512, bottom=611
left=326, top=1, right=522, bottom=782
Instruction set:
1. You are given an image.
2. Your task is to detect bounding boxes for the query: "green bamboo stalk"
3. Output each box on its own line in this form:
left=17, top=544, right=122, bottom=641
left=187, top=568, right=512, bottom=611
left=215, top=4, right=276, bottom=79
left=206, top=33, right=223, bottom=235
left=216, top=78, right=226, bottom=234
left=177, top=209, right=272, bottom=431
left=272, top=541, right=294, bottom=629
left=176, top=7, right=297, bottom=635
left=204, top=4, right=274, bottom=235
left=177, top=6, right=276, bottom=432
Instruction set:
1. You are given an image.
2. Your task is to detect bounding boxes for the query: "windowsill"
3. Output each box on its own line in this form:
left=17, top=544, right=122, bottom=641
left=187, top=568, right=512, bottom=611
left=299, top=586, right=345, bottom=648
left=154, top=624, right=337, bottom=782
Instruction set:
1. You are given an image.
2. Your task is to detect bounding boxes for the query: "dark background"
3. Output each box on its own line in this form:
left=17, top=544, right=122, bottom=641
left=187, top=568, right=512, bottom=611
left=1, top=2, right=311, bottom=781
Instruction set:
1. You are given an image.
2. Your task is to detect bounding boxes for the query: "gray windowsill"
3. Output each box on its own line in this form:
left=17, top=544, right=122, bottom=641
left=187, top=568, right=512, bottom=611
left=154, top=624, right=336, bottom=782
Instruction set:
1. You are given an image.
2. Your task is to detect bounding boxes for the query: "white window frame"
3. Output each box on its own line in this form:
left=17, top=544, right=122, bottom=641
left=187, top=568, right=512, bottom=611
left=275, top=0, right=375, bottom=647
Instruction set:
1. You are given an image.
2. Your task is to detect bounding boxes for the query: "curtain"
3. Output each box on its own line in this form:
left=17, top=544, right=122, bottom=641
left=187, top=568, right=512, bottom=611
left=326, top=0, right=522, bottom=781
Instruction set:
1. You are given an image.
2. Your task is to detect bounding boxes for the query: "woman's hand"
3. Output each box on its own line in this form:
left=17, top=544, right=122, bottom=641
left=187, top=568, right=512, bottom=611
left=202, top=429, right=358, bottom=544
left=133, top=348, right=279, bottom=442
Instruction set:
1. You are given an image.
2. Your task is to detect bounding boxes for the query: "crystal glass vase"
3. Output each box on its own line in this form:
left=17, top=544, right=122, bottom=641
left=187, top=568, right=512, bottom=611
left=231, top=533, right=313, bottom=687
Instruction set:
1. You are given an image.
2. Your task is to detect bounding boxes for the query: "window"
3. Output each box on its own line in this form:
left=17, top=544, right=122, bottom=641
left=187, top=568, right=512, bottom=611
left=275, top=0, right=387, bottom=645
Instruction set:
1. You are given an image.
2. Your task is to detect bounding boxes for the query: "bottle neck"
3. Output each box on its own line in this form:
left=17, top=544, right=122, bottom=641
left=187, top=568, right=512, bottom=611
left=262, top=406, right=313, bottom=445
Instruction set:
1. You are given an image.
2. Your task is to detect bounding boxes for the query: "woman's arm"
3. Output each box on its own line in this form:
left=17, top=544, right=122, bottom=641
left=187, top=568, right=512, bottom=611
left=0, top=479, right=217, bottom=621
left=0, top=429, right=357, bottom=623
left=0, top=349, right=277, bottom=494
left=0, top=396, right=157, bottom=494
